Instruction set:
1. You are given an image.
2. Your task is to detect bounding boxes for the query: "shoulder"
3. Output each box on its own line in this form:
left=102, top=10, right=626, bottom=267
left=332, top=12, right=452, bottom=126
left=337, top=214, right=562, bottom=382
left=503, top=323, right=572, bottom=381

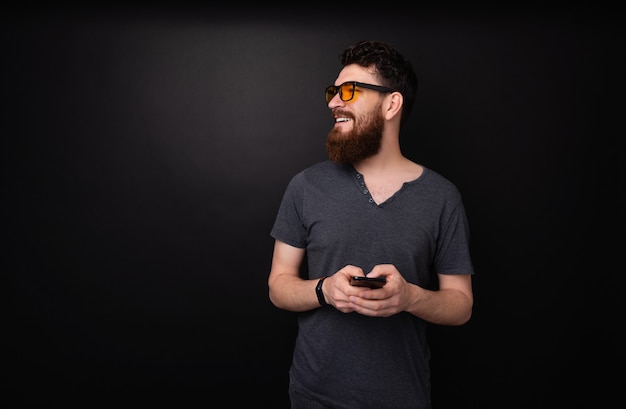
left=411, top=167, right=465, bottom=208
left=419, top=167, right=461, bottom=194
left=295, top=160, right=352, bottom=182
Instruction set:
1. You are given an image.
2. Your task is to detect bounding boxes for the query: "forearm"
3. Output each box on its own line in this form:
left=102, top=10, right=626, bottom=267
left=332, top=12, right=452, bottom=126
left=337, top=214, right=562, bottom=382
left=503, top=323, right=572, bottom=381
left=405, top=284, right=473, bottom=326
left=269, top=273, right=323, bottom=312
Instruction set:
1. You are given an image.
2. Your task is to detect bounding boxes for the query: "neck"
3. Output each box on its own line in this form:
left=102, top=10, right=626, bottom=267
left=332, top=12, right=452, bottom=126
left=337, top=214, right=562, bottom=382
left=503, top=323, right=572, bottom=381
left=353, top=141, right=405, bottom=176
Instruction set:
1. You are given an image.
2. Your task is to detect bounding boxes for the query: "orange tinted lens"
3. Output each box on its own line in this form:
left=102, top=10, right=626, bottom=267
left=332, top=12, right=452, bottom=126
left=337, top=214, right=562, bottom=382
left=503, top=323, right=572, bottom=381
left=339, top=83, right=355, bottom=101
left=325, top=86, right=338, bottom=103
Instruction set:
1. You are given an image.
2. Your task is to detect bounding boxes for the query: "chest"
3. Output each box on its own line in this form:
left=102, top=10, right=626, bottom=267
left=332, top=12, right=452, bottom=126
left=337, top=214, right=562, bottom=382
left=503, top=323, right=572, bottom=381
left=365, top=179, right=407, bottom=204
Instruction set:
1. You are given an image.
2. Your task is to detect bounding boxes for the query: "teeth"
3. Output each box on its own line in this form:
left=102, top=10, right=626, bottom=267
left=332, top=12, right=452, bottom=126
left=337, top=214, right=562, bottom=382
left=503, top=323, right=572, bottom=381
left=336, top=118, right=350, bottom=122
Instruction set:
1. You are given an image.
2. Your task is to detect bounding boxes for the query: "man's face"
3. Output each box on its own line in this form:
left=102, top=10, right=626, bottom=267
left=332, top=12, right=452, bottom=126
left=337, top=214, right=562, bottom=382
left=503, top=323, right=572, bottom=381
left=325, top=65, right=388, bottom=163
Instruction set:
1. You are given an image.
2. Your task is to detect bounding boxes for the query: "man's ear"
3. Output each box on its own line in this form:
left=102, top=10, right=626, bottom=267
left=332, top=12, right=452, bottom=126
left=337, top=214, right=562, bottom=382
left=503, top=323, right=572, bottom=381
left=383, top=92, right=403, bottom=121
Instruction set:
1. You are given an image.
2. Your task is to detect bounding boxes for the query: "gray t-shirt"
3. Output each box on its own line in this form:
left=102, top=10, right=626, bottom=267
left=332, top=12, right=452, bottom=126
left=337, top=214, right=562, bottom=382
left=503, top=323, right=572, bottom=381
left=271, top=160, right=474, bottom=409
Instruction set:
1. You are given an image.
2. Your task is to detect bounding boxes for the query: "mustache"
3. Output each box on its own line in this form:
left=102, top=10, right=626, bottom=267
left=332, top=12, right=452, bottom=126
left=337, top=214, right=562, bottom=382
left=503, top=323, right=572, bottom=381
left=331, top=109, right=353, bottom=119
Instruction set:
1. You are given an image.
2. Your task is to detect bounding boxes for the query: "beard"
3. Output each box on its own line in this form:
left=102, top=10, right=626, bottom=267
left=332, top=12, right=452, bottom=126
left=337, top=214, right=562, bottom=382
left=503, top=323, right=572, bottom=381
left=325, top=106, right=385, bottom=163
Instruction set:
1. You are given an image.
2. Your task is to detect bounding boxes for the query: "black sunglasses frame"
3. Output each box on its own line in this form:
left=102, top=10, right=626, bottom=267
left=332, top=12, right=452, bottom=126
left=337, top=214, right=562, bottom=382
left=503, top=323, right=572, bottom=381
left=325, top=81, right=395, bottom=103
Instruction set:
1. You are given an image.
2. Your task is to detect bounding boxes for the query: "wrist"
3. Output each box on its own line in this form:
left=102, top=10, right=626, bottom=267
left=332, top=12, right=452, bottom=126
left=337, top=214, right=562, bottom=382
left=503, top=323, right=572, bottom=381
left=316, top=276, right=329, bottom=306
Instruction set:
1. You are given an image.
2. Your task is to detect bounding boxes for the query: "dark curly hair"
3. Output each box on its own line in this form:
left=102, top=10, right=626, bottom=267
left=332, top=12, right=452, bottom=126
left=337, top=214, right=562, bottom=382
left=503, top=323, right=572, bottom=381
left=340, top=40, right=418, bottom=126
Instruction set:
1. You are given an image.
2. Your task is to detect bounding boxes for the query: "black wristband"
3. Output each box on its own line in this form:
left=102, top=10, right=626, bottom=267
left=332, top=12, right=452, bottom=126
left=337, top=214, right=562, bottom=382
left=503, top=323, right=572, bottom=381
left=316, top=276, right=329, bottom=306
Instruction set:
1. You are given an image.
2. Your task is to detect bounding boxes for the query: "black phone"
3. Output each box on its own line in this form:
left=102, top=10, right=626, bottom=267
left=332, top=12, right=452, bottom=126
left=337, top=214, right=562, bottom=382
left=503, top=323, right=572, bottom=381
left=349, top=276, right=387, bottom=289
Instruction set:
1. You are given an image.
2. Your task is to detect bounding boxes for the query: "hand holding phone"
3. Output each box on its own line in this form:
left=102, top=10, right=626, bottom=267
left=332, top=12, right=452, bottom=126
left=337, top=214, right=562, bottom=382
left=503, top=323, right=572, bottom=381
left=349, top=276, right=386, bottom=289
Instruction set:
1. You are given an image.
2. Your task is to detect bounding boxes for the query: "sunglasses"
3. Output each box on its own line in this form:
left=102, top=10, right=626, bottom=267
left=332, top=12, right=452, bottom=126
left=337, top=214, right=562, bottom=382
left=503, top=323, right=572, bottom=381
left=325, top=81, right=395, bottom=103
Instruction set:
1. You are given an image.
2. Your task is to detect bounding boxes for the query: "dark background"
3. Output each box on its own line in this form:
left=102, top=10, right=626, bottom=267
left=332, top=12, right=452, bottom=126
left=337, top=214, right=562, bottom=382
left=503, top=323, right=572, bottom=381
left=4, top=5, right=623, bottom=408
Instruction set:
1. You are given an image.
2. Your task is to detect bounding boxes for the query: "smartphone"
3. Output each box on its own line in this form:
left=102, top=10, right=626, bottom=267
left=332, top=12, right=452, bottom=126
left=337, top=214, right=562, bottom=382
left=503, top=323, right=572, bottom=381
left=349, top=276, right=387, bottom=289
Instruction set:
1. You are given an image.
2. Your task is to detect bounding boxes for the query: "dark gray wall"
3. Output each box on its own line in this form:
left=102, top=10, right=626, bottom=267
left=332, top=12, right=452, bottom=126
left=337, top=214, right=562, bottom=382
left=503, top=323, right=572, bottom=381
left=5, top=5, right=622, bottom=408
